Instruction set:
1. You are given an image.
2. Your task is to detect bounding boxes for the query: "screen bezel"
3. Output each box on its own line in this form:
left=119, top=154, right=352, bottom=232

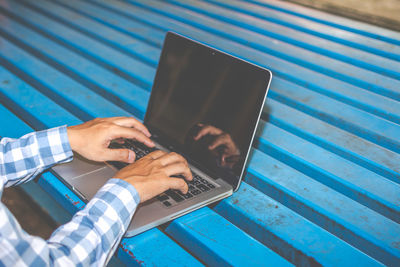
left=144, top=31, right=272, bottom=192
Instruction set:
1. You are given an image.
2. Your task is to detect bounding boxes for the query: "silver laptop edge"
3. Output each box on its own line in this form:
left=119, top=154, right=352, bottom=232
left=169, top=32, right=273, bottom=192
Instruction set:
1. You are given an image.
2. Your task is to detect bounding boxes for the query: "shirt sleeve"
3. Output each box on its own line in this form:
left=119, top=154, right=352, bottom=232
left=0, top=178, right=140, bottom=266
left=0, top=126, right=73, bottom=188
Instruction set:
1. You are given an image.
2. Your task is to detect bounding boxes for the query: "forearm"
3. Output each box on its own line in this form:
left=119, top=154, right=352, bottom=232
left=0, top=179, right=139, bottom=266
left=0, top=126, right=73, bottom=187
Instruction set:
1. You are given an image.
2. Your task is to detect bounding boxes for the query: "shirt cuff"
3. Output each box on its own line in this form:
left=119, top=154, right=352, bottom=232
left=37, top=125, right=74, bottom=166
left=89, top=178, right=140, bottom=232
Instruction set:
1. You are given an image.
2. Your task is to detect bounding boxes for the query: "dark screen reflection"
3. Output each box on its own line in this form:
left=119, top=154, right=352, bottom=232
left=146, top=33, right=270, bottom=188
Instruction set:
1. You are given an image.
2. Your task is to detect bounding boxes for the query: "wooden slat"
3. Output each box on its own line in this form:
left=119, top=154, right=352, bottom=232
left=207, top=0, right=400, bottom=60
left=214, top=183, right=383, bottom=266
left=166, top=207, right=293, bottom=266
left=244, top=0, right=400, bottom=45
left=135, top=0, right=400, bottom=101
left=169, top=0, right=400, bottom=80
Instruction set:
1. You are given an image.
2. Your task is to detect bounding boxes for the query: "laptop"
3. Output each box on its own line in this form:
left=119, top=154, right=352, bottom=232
left=52, top=32, right=272, bottom=237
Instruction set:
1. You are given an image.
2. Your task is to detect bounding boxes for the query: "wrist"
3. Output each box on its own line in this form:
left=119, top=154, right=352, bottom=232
left=67, top=126, right=80, bottom=152
left=114, top=177, right=143, bottom=203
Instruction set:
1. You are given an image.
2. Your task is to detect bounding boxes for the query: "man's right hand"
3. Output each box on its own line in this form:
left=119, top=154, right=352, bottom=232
left=113, top=150, right=193, bottom=203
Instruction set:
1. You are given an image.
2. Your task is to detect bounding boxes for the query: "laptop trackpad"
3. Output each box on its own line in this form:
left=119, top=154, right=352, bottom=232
left=70, top=166, right=116, bottom=200
left=52, top=154, right=117, bottom=200
left=53, top=152, right=108, bottom=177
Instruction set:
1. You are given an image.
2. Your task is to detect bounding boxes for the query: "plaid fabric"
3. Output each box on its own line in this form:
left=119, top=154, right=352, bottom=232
left=0, top=126, right=140, bottom=266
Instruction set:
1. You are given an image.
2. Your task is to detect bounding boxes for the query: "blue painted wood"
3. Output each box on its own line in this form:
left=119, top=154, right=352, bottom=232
left=207, top=0, right=400, bottom=61
left=0, top=11, right=149, bottom=119
left=126, top=1, right=400, bottom=110
left=0, top=1, right=295, bottom=264
left=11, top=0, right=155, bottom=91
left=266, top=100, right=400, bottom=183
left=169, top=0, right=400, bottom=81
left=256, top=122, right=400, bottom=222
left=243, top=0, right=400, bottom=45
left=1, top=0, right=399, bottom=265
left=0, top=65, right=81, bottom=130
left=246, top=149, right=400, bottom=263
left=214, top=183, right=384, bottom=266
left=0, top=38, right=129, bottom=121
left=56, top=0, right=400, bottom=129
left=79, top=0, right=400, bottom=153
left=135, top=0, right=400, bottom=101
left=166, top=207, right=293, bottom=266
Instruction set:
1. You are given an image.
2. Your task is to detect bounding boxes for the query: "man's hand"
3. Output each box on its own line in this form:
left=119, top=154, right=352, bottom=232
left=67, top=117, right=154, bottom=163
left=114, top=150, right=193, bottom=202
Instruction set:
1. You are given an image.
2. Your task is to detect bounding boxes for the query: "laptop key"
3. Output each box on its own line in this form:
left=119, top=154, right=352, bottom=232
left=193, top=180, right=201, bottom=186
left=191, top=189, right=201, bottom=195
left=163, top=201, right=172, bottom=207
left=182, top=192, right=193, bottom=199
left=197, top=184, right=210, bottom=192
left=166, top=190, right=184, bottom=202
left=199, top=178, right=208, bottom=183
left=207, top=183, right=215, bottom=189
left=157, top=194, right=169, bottom=202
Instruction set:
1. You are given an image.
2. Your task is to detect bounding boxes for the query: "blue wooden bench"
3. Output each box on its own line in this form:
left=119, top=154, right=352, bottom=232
left=0, top=0, right=399, bottom=265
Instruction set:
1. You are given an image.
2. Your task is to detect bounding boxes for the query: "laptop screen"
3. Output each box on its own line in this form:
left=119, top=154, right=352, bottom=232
left=145, top=32, right=271, bottom=190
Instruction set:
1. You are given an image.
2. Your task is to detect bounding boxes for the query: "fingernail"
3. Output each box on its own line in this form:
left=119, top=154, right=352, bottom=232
left=128, top=151, right=135, bottom=163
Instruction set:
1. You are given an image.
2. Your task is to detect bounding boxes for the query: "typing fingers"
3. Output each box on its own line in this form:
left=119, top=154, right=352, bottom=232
left=108, top=117, right=151, bottom=137
left=146, top=150, right=167, bottom=159
left=160, top=176, right=189, bottom=194
left=110, top=126, right=155, bottom=147
left=162, top=162, right=192, bottom=181
left=158, top=152, right=186, bottom=165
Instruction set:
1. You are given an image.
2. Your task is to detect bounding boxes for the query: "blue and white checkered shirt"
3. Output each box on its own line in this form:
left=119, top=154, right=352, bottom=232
left=0, top=126, right=140, bottom=266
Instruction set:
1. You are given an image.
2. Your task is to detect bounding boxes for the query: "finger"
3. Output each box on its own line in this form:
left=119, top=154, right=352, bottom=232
left=158, top=152, right=187, bottom=166
left=102, top=116, right=126, bottom=121
left=160, top=176, right=188, bottom=194
left=146, top=150, right=167, bottom=159
left=110, top=117, right=151, bottom=137
left=105, top=148, right=136, bottom=163
left=111, top=126, right=155, bottom=147
left=194, top=125, right=223, bottom=140
left=101, top=117, right=151, bottom=137
left=114, top=138, right=125, bottom=144
left=163, top=163, right=192, bottom=181
left=209, top=134, right=230, bottom=150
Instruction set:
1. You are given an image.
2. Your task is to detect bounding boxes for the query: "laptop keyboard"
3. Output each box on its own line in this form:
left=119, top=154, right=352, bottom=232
left=108, top=139, right=217, bottom=208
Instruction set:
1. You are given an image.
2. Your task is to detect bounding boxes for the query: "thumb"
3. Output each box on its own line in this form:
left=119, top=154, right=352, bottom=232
left=105, top=148, right=136, bottom=163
